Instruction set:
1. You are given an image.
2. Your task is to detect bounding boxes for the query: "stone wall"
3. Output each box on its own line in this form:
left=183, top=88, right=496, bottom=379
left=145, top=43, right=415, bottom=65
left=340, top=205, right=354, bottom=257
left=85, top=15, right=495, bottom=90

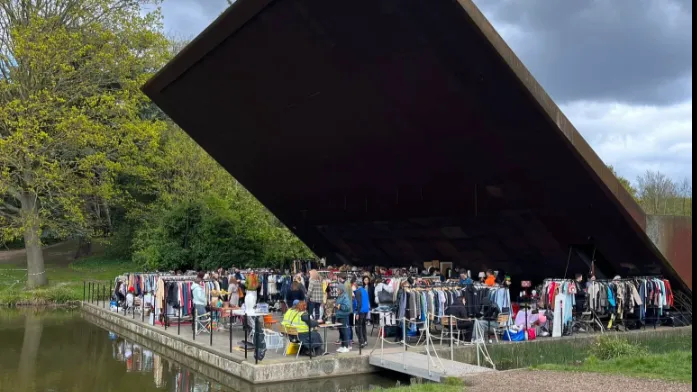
left=81, top=304, right=377, bottom=384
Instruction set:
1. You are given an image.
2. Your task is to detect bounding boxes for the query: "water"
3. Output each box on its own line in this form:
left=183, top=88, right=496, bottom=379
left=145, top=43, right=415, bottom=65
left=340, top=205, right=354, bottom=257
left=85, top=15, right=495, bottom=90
left=0, top=310, right=405, bottom=392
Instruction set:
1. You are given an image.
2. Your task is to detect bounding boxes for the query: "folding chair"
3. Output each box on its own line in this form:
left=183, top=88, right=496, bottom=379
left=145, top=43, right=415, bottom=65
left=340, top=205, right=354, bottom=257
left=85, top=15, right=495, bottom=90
left=493, top=313, right=511, bottom=343
left=283, top=326, right=303, bottom=358
left=195, top=312, right=212, bottom=335
left=439, top=315, right=461, bottom=344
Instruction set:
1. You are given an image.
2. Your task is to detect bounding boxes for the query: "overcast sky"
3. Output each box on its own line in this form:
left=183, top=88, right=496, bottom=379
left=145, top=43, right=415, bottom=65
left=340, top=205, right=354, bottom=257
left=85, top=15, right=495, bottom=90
left=158, top=0, right=692, bottom=185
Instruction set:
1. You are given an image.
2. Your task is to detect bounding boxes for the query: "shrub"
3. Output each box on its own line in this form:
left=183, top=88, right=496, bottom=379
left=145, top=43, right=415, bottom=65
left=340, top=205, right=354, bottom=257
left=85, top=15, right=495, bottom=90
left=591, top=336, right=647, bottom=360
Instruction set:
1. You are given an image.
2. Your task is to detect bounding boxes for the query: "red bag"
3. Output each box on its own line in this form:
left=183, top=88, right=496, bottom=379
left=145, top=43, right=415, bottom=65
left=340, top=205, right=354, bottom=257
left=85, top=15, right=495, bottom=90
left=526, top=328, right=537, bottom=341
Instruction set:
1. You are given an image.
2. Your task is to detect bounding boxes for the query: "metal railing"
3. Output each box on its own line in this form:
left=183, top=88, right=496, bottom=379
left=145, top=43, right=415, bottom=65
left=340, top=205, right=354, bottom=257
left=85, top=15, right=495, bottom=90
left=369, top=312, right=496, bottom=378
left=82, top=280, right=264, bottom=363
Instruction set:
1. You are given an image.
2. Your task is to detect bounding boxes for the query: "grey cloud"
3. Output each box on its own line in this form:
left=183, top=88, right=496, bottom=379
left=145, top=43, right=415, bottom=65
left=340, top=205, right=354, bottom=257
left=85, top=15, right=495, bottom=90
left=162, top=0, right=691, bottom=106
left=160, top=0, right=230, bottom=39
left=474, top=0, right=692, bottom=105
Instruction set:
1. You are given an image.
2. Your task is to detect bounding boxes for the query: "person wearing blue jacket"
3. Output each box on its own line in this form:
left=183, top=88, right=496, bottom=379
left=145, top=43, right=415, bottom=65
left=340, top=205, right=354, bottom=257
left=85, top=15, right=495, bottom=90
left=334, top=286, right=353, bottom=353
left=353, top=280, right=371, bottom=348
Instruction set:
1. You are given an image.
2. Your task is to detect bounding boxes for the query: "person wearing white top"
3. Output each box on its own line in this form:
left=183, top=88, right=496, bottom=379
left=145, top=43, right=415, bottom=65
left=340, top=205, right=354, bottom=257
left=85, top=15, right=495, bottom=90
left=374, top=279, right=394, bottom=306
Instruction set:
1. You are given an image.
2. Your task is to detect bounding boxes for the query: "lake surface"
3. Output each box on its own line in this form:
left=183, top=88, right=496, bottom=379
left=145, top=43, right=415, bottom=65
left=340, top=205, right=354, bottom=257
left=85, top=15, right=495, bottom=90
left=0, top=310, right=405, bottom=392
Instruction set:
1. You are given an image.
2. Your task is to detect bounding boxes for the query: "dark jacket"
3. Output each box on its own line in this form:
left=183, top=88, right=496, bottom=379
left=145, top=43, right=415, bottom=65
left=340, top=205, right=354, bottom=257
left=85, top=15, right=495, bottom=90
left=287, top=288, right=306, bottom=305
left=445, top=302, right=472, bottom=329
left=366, top=283, right=376, bottom=308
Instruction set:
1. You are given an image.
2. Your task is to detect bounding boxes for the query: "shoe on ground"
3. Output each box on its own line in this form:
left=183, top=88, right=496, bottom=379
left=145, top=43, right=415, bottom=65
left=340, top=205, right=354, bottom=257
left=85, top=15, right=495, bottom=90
left=337, top=347, right=350, bottom=353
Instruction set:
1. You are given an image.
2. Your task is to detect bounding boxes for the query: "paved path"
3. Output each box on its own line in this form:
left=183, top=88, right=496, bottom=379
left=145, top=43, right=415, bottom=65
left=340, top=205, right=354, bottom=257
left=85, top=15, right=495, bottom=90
left=464, top=370, right=691, bottom=392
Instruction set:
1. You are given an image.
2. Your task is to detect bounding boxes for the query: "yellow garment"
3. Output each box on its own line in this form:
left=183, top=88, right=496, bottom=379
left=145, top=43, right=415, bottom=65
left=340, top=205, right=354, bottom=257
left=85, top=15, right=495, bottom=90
left=281, top=309, right=310, bottom=333
left=322, top=280, right=329, bottom=303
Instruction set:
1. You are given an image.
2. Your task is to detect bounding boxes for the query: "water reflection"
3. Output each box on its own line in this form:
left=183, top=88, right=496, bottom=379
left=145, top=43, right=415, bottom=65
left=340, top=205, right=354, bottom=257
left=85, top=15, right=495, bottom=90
left=111, top=336, right=224, bottom=391
left=0, top=311, right=404, bottom=392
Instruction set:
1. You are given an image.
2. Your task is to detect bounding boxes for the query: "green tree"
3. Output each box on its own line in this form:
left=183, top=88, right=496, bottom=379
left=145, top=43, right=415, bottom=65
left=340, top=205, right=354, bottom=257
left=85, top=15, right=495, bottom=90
left=130, top=123, right=315, bottom=270
left=636, top=170, right=692, bottom=217
left=0, top=0, right=168, bottom=287
left=608, top=165, right=638, bottom=200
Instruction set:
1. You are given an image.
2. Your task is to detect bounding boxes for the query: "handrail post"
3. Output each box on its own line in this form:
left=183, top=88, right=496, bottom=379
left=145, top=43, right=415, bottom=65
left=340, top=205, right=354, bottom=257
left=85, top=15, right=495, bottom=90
left=402, top=318, right=407, bottom=371
left=426, top=316, right=432, bottom=378
left=193, top=306, right=196, bottom=341
left=402, top=318, right=407, bottom=351
left=380, top=313, right=385, bottom=366
left=109, top=281, right=112, bottom=309
left=254, top=316, right=261, bottom=364
left=450, top=316, right=454, bottom=361
left=210, top=310, right=214, bottom=346
left=163, top=286, right=167, bottom=330
left=243, top=315, right=248, bottom=360
left=229, top=310, right=233, bottom=353
left=102, top=284, right=106, bottom=308
left=83, top=281, right=86, bottom=304
left=178, top=307, right=181, bottom=335
left=309, top=319, right=313, bottom=360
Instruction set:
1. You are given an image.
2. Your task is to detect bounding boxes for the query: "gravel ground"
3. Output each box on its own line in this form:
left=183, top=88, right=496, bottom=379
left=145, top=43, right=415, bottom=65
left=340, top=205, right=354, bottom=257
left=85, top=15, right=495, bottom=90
left=463, top=370, right=691, bottom=392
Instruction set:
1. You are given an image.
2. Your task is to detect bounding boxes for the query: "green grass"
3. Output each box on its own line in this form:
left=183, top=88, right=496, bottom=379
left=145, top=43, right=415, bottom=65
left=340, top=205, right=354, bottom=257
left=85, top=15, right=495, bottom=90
left=0, top=248, right=138, bottom=306
left=449, top=328, right=693, bottom=370
left=376, top=378, right=464, bottom=392
left=534, top=351, right=692, bottom=383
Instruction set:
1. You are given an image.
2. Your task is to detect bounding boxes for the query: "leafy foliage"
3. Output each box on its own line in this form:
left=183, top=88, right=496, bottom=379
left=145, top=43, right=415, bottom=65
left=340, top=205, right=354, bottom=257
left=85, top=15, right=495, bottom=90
left=0, top=0, right=314, bottom=285
left=608, top=165, right=692, bottom=217
left=590, top=336, right=647, bottom=360
left=0, top=0, right=170, bottom=286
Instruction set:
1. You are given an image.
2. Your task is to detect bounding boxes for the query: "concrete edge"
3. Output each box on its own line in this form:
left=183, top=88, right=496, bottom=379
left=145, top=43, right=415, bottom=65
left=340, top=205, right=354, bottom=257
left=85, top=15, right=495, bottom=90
left=81, top=303, right=378, bottom=384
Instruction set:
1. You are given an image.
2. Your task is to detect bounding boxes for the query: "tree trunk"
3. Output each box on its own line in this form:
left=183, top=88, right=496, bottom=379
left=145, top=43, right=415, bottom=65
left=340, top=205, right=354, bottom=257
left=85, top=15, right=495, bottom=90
left=102, top=199, right=113, bottom=234
left=19, top=193, right=48, bottom=288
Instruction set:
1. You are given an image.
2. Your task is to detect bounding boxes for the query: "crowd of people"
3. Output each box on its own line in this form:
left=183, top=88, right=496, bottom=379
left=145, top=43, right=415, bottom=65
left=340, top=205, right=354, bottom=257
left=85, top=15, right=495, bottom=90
left=142, top=265, right=513, bottom=356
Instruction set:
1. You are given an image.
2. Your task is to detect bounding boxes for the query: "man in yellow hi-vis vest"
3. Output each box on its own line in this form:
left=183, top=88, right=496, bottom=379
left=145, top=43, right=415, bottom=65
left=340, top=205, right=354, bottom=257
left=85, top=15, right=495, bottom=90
left=281, top=300, right=324, bottom=355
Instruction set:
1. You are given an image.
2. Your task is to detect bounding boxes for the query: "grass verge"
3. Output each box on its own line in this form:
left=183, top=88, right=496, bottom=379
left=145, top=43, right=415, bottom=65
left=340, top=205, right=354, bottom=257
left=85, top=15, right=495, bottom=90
left=0, top=255, right=138, bottom=306
left=377, top=378, right=464, bottom=392
left=534, top=350, right=692, bottom=383
left=450, top=328, right=693, bottom=370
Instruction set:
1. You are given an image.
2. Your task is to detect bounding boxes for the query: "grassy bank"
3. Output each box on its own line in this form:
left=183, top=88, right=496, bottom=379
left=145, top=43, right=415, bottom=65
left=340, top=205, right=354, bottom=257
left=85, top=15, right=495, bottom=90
left=447, top=327, right=692, bottom=370
left=531, top=335, right=693, bottom=383
left=0, top=243, right=137, bottom=306
left=535, top=350, right=692, bottom=383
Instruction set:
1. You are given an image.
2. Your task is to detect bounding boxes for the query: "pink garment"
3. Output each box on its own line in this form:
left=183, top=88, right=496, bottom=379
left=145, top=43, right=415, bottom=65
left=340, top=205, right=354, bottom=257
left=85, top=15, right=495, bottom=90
left=514, top=309, right=547, bottom=329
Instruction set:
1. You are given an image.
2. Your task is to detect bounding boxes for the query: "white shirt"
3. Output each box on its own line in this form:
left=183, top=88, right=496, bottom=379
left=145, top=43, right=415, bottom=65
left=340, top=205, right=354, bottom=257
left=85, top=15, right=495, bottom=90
left=374, top=282, right=394, bottom=305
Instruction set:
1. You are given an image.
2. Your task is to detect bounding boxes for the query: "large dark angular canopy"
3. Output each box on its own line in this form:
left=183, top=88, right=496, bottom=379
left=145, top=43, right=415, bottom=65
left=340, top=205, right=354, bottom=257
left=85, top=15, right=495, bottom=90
left=143, top=0, right=690, bottom=292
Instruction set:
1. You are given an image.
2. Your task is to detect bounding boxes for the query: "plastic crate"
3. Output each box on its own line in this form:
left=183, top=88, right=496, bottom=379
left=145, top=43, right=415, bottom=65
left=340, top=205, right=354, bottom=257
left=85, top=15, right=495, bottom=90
left=264, top=330, right=285, bottom=350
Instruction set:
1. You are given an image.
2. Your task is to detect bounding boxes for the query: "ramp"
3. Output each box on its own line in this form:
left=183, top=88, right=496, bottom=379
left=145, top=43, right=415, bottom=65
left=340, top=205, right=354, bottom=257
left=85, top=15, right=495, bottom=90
left=370, top=351, right=493, bottom=382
